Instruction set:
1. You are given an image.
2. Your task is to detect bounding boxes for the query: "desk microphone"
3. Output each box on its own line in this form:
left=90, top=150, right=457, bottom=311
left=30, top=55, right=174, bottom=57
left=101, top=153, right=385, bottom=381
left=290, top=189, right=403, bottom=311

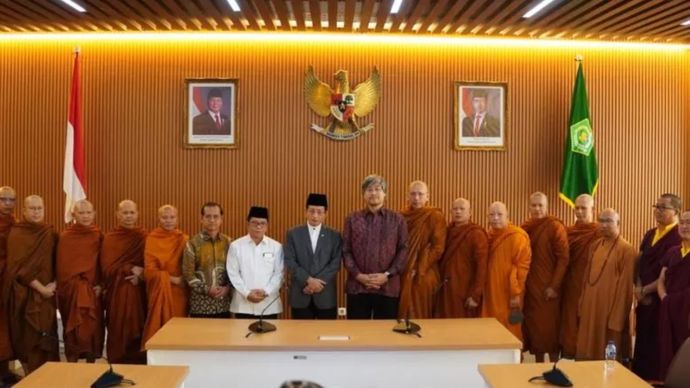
left=528, top=358, right=573, bottom=387
left=392, top=312, right=422, bottom=337
left=246, top=292, right=281, bottom=337
left=40, top=331, right=135, bottom=388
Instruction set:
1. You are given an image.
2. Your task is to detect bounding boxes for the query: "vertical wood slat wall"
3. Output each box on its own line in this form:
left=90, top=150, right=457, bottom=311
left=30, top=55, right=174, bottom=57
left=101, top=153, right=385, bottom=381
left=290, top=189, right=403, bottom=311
left=1, top=38, right=688, bottom=316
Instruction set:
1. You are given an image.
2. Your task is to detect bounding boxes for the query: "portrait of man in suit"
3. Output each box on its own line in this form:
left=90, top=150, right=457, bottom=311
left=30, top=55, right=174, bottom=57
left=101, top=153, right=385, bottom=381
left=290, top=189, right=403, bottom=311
left=284, top=193, right=343, bottom=319
left=192, top=88, right=233, bottom=136
left=461, top=89, right=500, bottom=138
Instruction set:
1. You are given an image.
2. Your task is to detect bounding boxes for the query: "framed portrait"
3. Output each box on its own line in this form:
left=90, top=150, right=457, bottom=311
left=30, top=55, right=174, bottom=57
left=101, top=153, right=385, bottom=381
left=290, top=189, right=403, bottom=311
left=185, top=79, right=238, bottom=148
left=454, top=81, right=507, bottom=151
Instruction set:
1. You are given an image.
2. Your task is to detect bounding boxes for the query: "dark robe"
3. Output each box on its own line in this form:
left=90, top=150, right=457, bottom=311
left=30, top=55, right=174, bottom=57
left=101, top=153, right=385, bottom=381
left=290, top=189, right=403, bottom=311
left=633, top=225, right=681, bottom=380
left=658, top=246, right=690, bottom=379
left=2, top=222, right=59, bottom=373
left=0, top=213, right=15, bottom=362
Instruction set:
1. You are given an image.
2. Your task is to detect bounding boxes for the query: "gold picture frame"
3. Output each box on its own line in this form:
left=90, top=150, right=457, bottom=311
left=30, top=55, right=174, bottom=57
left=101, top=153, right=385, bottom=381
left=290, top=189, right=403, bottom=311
left=184, top=78, right=238, bottom=149
left=454, top=81, right=507, bottom=151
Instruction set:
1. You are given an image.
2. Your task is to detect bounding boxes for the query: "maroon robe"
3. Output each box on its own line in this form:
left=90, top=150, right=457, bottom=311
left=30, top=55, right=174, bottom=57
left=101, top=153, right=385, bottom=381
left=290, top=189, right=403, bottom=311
left=633, top=225, right=681, bottom=380
left=658, top=246, right=690, bottom=379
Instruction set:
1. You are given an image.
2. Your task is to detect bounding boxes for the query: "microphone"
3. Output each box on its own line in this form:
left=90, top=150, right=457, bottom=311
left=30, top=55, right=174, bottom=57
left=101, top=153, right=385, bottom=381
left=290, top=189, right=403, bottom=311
left=246, top=291, right=281, bottom=337
left=392, top=311, right=422, bottom=337
left=40, top=331, right=135, bottom=387
left=528, top=358, right=572, bottom=387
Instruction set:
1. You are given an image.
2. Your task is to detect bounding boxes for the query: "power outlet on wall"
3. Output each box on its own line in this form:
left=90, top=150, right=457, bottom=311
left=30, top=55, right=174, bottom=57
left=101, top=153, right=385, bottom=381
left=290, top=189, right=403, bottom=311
left=338, top=307, right=347, bottom=316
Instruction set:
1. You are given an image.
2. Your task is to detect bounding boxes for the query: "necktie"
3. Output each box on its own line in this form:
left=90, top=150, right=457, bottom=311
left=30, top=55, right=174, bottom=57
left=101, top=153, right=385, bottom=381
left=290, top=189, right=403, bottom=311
left=473, top=115, right=482, bottom=136
left=215, top=114, right=221, bottom=129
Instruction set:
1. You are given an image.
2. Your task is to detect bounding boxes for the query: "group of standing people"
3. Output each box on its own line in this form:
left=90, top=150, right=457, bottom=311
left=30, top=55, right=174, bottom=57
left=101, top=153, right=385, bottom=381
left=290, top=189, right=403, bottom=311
left=0, top=177, right=687, bottom=384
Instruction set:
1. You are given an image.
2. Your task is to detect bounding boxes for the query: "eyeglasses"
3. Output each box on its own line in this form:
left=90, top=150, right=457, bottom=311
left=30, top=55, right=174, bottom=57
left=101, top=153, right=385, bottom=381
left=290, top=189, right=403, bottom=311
left=652, top=205, right=675, bottom=211
left=249, top=220, right=267, bottom=227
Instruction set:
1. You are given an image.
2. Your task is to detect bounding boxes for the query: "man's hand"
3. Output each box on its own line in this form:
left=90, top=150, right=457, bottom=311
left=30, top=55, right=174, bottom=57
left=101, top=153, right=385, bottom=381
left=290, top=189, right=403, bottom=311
left=356, top=273, right=380, bottom=290
left=170, top=276, right=183, bottom=286
left=305, top=277, right=326, bottom=294
left=247, top=289, right=267, bottom=303
left=93, top=285, right=103, bottom=297
left=368, top=273, right=389, bottom=287
left=131, top=266, right=144, bottom=278
left=544, top=287, right=558, bottom=301
left=125, top=274, right=140, bottom=286
left=216, top=285, right=231, bottom=298
left=465, top=297, right=479, bottom=309
left=208, top=286, right=222, bottom=298
left=509, top=295, right=521, bottom=309
left=40, top=282, right=57, bottom=299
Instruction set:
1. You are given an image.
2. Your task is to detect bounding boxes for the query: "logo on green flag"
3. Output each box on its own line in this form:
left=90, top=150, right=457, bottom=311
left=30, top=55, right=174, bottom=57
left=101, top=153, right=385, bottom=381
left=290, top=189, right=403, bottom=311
left=570, top=118, right=593, bottom=156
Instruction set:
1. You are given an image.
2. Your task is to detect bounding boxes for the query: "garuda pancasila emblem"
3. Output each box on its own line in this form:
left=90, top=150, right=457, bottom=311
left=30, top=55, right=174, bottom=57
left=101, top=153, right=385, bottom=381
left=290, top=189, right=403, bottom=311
left=304, top=66, right=381, bottom=141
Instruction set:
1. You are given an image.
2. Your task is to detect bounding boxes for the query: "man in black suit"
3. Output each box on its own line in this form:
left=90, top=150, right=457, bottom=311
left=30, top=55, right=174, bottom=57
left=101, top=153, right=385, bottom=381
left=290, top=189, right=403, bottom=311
left=284, top=194, right=343, bottom=319
left=192, top=88, right=232, bottom=135
left=461, top=90, right=500, bottom=137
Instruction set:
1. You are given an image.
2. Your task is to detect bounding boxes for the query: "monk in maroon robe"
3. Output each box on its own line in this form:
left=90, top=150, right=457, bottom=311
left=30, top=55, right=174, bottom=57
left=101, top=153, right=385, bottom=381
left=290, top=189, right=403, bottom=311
left=657, top=210, right=690, bottom=380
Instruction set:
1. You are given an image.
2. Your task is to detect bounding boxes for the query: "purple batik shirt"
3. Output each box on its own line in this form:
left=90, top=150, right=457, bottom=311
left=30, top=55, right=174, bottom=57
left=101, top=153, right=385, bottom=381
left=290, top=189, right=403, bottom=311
left=343, top=207, right=408, bottom=297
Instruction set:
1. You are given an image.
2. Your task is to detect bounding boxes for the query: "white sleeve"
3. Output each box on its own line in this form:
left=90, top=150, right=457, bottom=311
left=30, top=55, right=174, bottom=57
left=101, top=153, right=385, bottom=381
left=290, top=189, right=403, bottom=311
left=227, top=243, right=250, bottom=298
left=264, top=244, right=284, bottom=295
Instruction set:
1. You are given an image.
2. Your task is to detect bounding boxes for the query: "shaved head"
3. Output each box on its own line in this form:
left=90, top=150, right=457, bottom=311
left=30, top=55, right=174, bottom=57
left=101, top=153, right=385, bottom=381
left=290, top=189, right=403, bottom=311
left=0, top=186, right=17, bottom=216
left=451, top=197, right=471, bottom=225
left=117, top=199, right=139, bottom=229
left=574, top=194, right=594, bottom=223
left=408, top=180, right=429, bottom=209
left=158, top=204, right=178, bottom=231
left=598, top=208, right=621, bottom=238
left=529, top=191, right=548, bottom=219
left=489, top=201, right=509, bottom=229
left=23, top=195, right=45, bottom=223
left=72, top=199, right=95, bottom=227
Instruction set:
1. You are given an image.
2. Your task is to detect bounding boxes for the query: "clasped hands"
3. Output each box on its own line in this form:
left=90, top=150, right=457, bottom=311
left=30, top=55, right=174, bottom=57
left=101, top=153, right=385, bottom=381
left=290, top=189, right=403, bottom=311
left=356, top=273, right=389, bottom=290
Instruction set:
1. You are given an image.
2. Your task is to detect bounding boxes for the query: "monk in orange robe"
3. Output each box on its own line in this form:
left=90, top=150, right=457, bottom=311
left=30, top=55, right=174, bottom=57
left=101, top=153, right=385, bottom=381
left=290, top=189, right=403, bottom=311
left=141, top=205, right=188, bottom=348
left=100, top=200, right=147, bottom=364
left=399, top=181, right=446, bottom=319
left=57, top=199, right=104, bottom=363
left=435, top=198, right=488, bottom=318
left=560, top=194, right=598, bottom=359
left=521, top=192, right=569, bottom=362
left=482, top=201, right=532, bottom=341
left=0, top=186, right=19, bottom=383
left=576, top=208, right=636, bottom=361
left=3, top=195, right=59, bottom=374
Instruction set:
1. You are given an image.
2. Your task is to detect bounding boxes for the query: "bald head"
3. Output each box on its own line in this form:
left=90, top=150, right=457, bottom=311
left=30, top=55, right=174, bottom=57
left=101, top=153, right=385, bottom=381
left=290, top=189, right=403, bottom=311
left=488, top=201, right=509, bottom=229
left=158, top=204, right=178, bottom=231
left=0, top=186, right=17, bottom=216
left=408, top=180, right=429, bottom=210
left=679, top=211, right=690, bottom=242
left=597, top=208, right=620, bottom=238
left=23, top=195, right=45, bottom=224
left=72, top=199, right=95, bottom=227
left=574, top=194, right=594, bottom=223
left=529, top=191, right=548, bottom=219
left=117, top=200, right=139, bottom=229
left=451, top=198, right=471, bottom=225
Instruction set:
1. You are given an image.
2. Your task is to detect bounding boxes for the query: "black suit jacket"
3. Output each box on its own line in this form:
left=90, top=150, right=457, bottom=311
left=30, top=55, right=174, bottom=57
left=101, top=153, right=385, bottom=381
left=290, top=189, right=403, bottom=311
left=284, top=225, right=342, bottom=309
left=192, top=111, right=232, bottom=135
left=461, top=113, right=500, bottom=137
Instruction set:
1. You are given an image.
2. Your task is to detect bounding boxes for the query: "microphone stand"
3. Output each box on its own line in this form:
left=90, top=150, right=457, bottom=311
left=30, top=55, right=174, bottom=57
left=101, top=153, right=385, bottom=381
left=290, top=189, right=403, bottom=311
left=246, top=292, right=281, bottom=337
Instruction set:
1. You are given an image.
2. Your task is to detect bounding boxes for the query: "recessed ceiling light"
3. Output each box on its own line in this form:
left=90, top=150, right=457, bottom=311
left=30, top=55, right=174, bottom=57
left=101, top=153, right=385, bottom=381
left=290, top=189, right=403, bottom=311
left=60, top=0, right=86, bottom=13
left=227, top=0, right=240, bottom=12
left=681, top=19, right=690, bottom=26
left=523, top=0, right=556, bottom=19
left=391, top=0, right=403, bottom=14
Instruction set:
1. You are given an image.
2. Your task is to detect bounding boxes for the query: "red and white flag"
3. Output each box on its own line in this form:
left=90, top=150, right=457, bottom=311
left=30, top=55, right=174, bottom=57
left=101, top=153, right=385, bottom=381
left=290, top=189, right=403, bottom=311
left=63, top=48, right=86, bottom=223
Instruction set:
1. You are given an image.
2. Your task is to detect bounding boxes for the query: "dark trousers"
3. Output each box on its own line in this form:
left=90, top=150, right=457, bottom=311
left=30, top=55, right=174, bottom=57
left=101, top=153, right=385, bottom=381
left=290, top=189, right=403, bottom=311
left=291, top=300, right=337, bottom=320
left=190, top=311, right=232, bottom=319
left=347, top=293, right=398, bottom=319
left=234, top=313, right=278, bottom=320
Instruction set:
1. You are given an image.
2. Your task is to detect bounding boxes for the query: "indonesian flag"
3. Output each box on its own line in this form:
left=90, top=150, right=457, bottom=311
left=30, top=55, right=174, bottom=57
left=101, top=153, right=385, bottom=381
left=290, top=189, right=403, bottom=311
left=63, top=49, right=86, bottom=223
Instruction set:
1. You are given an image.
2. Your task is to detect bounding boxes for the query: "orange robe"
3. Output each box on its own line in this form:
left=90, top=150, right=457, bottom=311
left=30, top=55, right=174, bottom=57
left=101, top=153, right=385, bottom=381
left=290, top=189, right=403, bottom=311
left=56, top=223, right=104, bottom=360
left=435, top=222, right=488, bottom=318
left=576, top=236, right=636, bottom=361
left=2, top=222, right=59, bottom=373
left=141, top=227, right=188, bottom=348
left=0, top=213, right=15, bottom=362
left=482, top=224, right=532, bottom=341
left=560, top=222, right=598, bottom=358
left=100, top=226, right=147, bottom=364
left=399, top=206, right=446, bottom=318
left=521, top=216, right=569, bottom=355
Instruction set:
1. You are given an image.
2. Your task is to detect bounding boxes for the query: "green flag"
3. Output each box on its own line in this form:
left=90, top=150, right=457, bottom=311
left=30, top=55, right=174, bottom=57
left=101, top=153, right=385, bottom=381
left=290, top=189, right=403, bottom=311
left=559, top=61, right=599, bottom=208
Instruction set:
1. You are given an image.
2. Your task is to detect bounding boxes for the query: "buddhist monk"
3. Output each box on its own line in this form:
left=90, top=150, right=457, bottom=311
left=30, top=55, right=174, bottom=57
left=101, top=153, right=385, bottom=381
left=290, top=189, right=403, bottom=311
left=576, top=208, right=636, bottom=361
left=657, top=210, right=690, bottom=380
left=3, top=195, right=59, bottom=373
left=399, top=181, right=446, bottom=319
left=0, top=186, right=19, bottom=383
left=560, top=194, right=599, bottom=359
left=141, top=205, right=188, bottom=348
left=100, top=200, right=147, bottom=364
left=56, top=199, right=104, bottom=363
left=435, top=198, right=488, bottom=318
left=633, top=193, right=682, bottom=381
left=482, top=201, right=532, bottom=341
left=521, top=192, right=569, bottom=362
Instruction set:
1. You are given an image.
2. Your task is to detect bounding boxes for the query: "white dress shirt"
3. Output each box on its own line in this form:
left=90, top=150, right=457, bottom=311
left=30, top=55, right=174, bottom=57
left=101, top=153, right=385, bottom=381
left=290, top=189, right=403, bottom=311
left=308, top=223, right=322, bottom=253
left=227, top=234, right=284, bottom=315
